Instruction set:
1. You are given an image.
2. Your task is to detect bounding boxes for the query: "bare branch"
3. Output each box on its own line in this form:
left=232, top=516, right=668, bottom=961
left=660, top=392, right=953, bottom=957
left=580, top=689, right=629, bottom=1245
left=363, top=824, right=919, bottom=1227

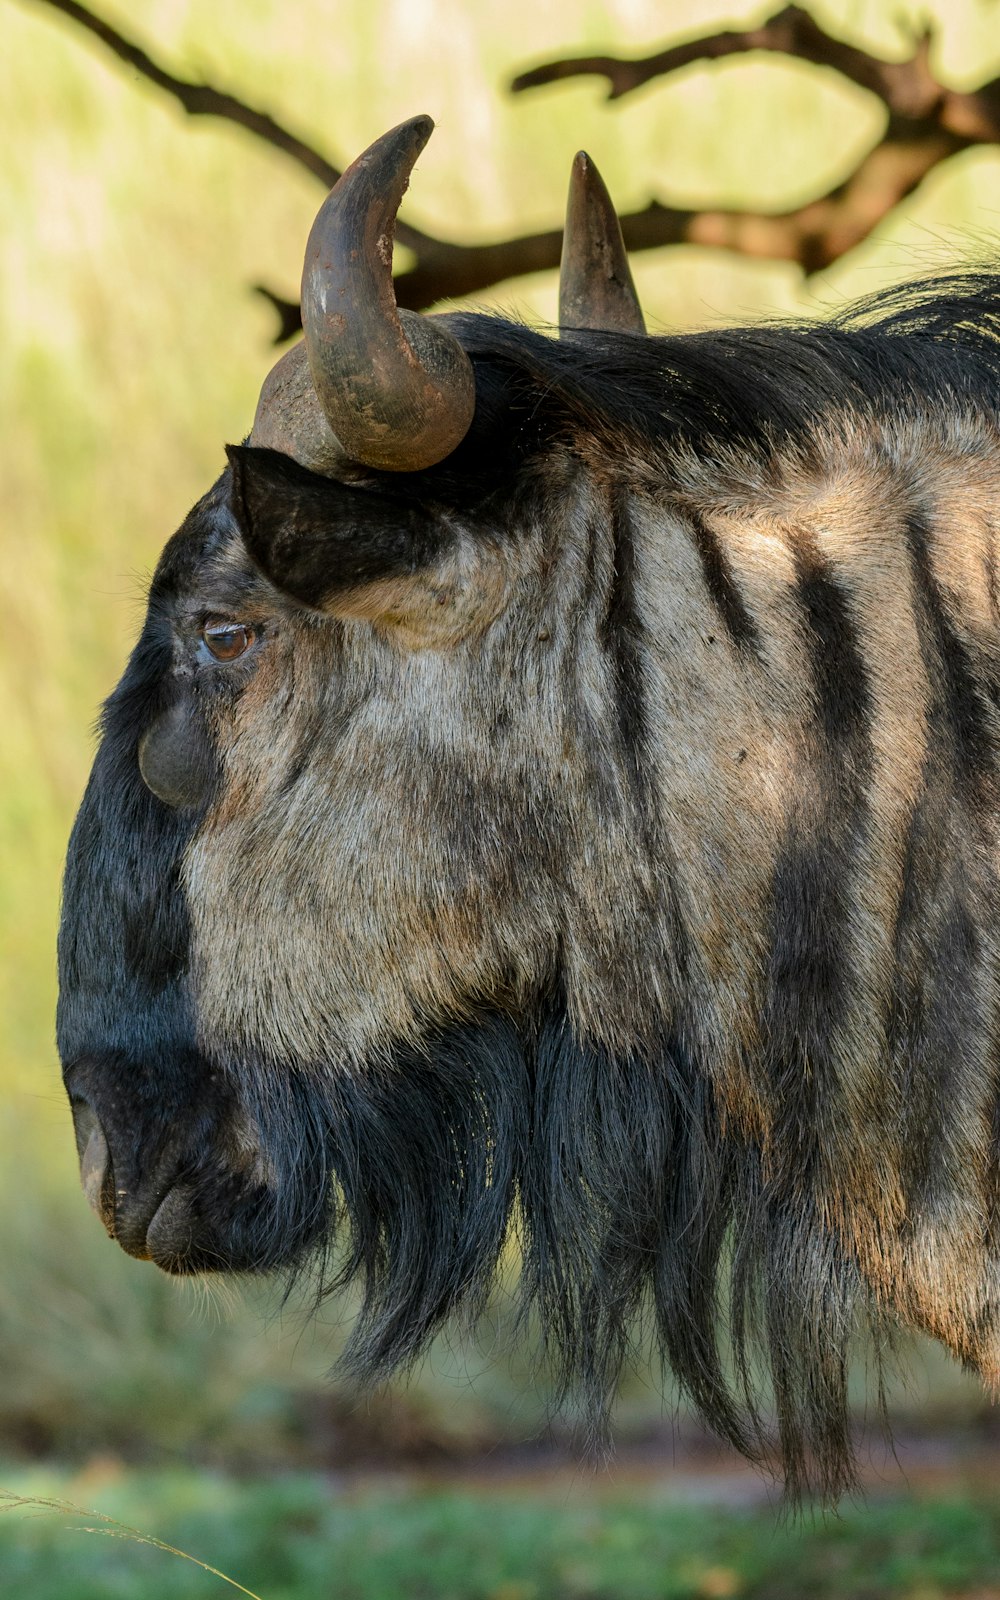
left=21, top=0, right=436, bottom=255
left=510, top=5, right=933, bottom=105
left=511, top=2, right=1000, bottom=143
left=683, top=128, right=963, bottom=274
left=512, top=4, right=921, bottom=103
left=23, top=0, right=1000, bottom=335
left=252, top=285, right=307, bottom=345
left=27, top=0, right=342, bottom=185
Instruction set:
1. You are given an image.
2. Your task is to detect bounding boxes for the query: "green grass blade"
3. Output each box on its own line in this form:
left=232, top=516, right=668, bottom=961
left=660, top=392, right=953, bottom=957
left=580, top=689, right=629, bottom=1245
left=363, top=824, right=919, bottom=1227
left=0, top=1490, right=266, bottom=1600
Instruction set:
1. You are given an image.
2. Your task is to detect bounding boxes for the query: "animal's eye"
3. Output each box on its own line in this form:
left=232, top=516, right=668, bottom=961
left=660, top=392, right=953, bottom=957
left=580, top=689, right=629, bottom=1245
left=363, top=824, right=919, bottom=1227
left=201, top=619, right=256, bottom=662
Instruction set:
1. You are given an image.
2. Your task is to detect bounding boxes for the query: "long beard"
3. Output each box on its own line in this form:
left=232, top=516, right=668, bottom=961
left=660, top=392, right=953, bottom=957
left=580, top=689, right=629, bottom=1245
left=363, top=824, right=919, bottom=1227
left=259, top=1003, right=879, bottom=1504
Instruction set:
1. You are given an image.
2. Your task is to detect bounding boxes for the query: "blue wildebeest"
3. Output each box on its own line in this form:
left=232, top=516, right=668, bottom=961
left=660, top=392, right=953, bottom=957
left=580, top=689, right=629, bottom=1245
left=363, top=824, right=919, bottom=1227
left=58, top=116, right=1000, bottom=1500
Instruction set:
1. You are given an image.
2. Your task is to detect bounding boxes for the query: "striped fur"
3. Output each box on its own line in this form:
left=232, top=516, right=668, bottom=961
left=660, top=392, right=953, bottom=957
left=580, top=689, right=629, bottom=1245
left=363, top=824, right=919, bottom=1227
left=58, top=278, right=1000, bottom=1499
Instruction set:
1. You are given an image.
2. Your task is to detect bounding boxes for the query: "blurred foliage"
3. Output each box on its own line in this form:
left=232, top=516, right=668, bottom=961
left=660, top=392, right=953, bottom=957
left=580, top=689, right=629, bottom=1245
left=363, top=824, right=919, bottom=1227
left=6, top=1464, right=1000, bottom=1598
left=4, top=0, right=1000, bottom=1488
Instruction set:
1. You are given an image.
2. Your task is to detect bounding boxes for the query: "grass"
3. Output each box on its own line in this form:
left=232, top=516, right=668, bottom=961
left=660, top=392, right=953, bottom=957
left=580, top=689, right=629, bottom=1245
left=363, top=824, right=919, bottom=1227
left=4, top=1464, right=1000, bottom=1600
left=1, top=1487, right=265, bottom=1600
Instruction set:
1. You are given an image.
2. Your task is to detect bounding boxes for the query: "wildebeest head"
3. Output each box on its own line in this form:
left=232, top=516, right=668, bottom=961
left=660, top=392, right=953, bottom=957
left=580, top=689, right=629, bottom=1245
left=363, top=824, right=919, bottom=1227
left=59, top=117, right=1000, bottom=1498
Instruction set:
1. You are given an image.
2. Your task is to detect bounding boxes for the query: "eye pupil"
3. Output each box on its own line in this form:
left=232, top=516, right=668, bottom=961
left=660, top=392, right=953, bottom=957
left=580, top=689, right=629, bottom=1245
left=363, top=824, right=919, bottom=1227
left=202, top=620, right=254, bottom=661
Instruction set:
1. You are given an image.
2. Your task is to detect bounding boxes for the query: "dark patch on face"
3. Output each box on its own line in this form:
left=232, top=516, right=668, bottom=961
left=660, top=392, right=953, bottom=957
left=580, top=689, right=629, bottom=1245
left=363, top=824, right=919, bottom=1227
left=60, top=614, right=195, bottom=1017
left=59, top=471, right=281, bottom=1260
left=688, top=511, right=761, bottom=655
left=58, top=572, right=205, bottom=1248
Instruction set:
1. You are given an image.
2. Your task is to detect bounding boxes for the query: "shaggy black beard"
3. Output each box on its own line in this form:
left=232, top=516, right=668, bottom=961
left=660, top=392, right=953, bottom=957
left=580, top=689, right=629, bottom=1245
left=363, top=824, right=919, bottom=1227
left=235, top=1003, right=882, bottom=1505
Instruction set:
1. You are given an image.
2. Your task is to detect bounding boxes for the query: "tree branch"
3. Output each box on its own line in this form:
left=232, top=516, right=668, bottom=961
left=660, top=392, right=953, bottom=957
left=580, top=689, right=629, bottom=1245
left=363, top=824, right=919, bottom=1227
left=511, top=3, right=1000, bottom=145
left=511, top=5, right=931, bottom=109
left=20, top=0, right=438, bottom=255
left=683, top=127, right=963, bottom=274
left=21, top=0, right=592, bottom=317
left=27, top=0, right=342, bottom=185
left=22, top=0, right=998, bottom=339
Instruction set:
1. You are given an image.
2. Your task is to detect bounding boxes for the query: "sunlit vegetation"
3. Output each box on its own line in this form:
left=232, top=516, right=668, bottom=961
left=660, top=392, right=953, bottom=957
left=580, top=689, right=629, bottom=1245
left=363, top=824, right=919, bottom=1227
left=6, top=1467, right=1000, bottom=1599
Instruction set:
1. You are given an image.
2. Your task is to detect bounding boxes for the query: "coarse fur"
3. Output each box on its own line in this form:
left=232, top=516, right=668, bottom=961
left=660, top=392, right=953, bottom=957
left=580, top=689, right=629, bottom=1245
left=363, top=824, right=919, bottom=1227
left=59, top=277, right=1000, bottom=1502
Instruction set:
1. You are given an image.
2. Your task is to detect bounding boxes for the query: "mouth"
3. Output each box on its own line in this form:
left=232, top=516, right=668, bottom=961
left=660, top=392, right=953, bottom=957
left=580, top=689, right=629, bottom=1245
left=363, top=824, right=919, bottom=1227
left=71, top=1097, right=209, bottom=1270
left=67, top=1077, right=335, bottom=1279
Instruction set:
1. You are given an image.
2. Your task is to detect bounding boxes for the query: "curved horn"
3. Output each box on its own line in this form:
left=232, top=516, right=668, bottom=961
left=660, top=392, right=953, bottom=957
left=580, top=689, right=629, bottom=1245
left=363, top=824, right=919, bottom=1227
left=559, top=152, right=645, bottom=335
left=300, top=115, right=476, bottom=472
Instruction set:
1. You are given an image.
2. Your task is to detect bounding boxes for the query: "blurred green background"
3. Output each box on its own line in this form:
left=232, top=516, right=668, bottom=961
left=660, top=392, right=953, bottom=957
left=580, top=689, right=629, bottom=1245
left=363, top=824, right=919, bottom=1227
left=6, top=1, right=1000, bottom=1594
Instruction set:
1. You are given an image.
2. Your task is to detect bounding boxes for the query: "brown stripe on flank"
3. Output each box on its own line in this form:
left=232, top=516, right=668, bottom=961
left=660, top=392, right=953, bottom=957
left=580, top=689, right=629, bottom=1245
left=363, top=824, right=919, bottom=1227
left=983, top=533, right=1000, bottom=627
left=762, top=523, right=876, bottom=1202
left=599, top=490, right=650, bottom=791
left=689, top=511, right=761, bottom=654
left=791, top=529, right=874, bottom=767
left=905, top=508, right=999, bottom=811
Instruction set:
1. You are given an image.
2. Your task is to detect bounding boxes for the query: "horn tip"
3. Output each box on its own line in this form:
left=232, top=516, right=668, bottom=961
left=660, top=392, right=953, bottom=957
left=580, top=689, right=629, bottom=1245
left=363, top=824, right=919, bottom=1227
left=570, top=151, right=592, bottom=187
left=400, top=112, right=435, bottom=152
left=356, top=115, right=435, bottom=177
left=568, top=149, right=614, bottom=210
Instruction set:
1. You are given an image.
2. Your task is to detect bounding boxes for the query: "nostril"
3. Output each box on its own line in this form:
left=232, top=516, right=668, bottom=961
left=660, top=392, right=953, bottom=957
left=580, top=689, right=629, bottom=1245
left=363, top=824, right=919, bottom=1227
left=146, top=1185, right=197, bottom=1266
left=70, top=1100, right=116, bottom=1235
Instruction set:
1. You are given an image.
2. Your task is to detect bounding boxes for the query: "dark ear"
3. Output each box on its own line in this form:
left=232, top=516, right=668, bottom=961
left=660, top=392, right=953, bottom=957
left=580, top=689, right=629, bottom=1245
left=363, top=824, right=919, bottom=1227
left=226, top=444, right=450, bottom=614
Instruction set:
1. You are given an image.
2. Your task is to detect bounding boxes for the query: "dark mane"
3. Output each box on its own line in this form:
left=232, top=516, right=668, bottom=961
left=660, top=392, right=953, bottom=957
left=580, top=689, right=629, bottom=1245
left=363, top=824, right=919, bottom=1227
left=415, top=276, right=1000, bottom=496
